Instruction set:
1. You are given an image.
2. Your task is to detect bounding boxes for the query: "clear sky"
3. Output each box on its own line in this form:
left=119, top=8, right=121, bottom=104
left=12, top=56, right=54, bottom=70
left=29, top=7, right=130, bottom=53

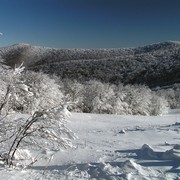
left=0, top=0, right=180, bottom=48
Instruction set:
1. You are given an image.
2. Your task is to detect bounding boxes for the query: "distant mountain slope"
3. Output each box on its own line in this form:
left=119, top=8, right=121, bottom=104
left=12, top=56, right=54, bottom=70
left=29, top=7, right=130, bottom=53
left=0, top=43, right=133, bottom=66
left=0, top=41, right=180, bottom=87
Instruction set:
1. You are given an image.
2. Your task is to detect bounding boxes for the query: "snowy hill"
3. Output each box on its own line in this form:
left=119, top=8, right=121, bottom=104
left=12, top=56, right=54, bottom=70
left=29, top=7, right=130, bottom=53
left=0, top=41, right=180, bottom=87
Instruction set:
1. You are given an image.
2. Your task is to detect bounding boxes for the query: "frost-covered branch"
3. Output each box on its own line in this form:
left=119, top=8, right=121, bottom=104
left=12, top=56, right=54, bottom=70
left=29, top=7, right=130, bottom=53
left=0, top=65, right=75, bottom=167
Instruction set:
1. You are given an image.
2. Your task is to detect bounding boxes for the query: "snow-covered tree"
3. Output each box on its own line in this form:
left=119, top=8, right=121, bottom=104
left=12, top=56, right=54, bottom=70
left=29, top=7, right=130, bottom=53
left=58, top=79, right=169, bottom=115
left=115, top=84, right=168, bottom=116
left=19, top=71, right=64, bottom=114
left=62, top=79, right=84, bottom=112
left=156, top=85, right=180, bottom=109
left=150, top=94, right=169, bottom=115
left=0, top=64, right=31, bottom=115
left=0, top=65, right=75, bottom=167
left=82, top=80, right=114, bottom=113
left=91, top=82, right=115, bottom=114
left=120, top=84, right=152, bottom=115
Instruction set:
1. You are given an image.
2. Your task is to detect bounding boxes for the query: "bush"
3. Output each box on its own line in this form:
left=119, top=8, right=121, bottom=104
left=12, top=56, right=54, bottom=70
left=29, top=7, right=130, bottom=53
left=0, top=65, right=75, bottom=167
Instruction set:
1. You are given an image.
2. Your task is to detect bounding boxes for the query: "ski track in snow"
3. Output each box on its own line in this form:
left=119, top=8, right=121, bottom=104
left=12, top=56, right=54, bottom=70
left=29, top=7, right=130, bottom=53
left=0, top=111, right=180, bottom=179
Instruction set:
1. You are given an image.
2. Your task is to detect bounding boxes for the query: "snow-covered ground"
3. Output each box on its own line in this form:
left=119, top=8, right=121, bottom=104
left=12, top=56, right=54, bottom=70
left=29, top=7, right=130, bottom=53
left=0, top=111, right=180, bottom=179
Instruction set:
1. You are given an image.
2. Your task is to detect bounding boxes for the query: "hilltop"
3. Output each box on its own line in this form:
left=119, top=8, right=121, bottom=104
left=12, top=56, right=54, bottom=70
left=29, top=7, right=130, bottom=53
left=0, top=41, right=180, bottom=87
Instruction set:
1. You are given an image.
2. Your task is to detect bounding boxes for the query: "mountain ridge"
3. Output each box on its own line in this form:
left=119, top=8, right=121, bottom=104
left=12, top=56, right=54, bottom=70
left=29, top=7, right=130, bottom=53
left=0, top=41, right=180, bottom=87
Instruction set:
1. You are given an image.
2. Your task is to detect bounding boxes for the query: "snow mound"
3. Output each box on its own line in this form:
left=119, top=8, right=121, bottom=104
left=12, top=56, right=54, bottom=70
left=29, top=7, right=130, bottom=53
left=138, top=144, right=159, bottom=159
left=61, top=160, right=153, bottom=180
left=162, top=144, right=180, bottom=160
left=138, top=144, right=180, bottom=161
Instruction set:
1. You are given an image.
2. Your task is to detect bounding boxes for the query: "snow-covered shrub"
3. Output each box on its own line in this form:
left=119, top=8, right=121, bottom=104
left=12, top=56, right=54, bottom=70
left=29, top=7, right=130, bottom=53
left=150, top=94, right=169, bottom=115
left=112, top=97, right=130, bottom=115
left=0, top=65, right=75, bottom=167
left=0, top=105, right=75, bottom=167
left=156, top=84, right=180, bottom=109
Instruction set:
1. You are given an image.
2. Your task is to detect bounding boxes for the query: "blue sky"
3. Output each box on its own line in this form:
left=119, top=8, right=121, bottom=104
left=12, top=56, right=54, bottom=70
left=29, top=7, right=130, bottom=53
left=0, top=0, right=180, bottom=48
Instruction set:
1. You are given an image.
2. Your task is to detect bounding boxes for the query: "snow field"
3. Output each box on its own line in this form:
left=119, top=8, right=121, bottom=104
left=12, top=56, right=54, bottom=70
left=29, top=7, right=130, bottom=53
left=1, top=112, right=179, bottom=179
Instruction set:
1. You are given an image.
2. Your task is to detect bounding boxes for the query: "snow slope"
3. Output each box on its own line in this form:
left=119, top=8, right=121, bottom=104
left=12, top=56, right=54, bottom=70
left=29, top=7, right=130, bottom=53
left=0, top=111, right=179, bottom=179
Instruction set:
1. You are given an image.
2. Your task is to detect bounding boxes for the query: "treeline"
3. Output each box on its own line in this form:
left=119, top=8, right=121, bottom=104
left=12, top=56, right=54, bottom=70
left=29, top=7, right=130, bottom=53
left=1, top=67, right=179, bottom=116
left=60, top=79, right=177, bottom=116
